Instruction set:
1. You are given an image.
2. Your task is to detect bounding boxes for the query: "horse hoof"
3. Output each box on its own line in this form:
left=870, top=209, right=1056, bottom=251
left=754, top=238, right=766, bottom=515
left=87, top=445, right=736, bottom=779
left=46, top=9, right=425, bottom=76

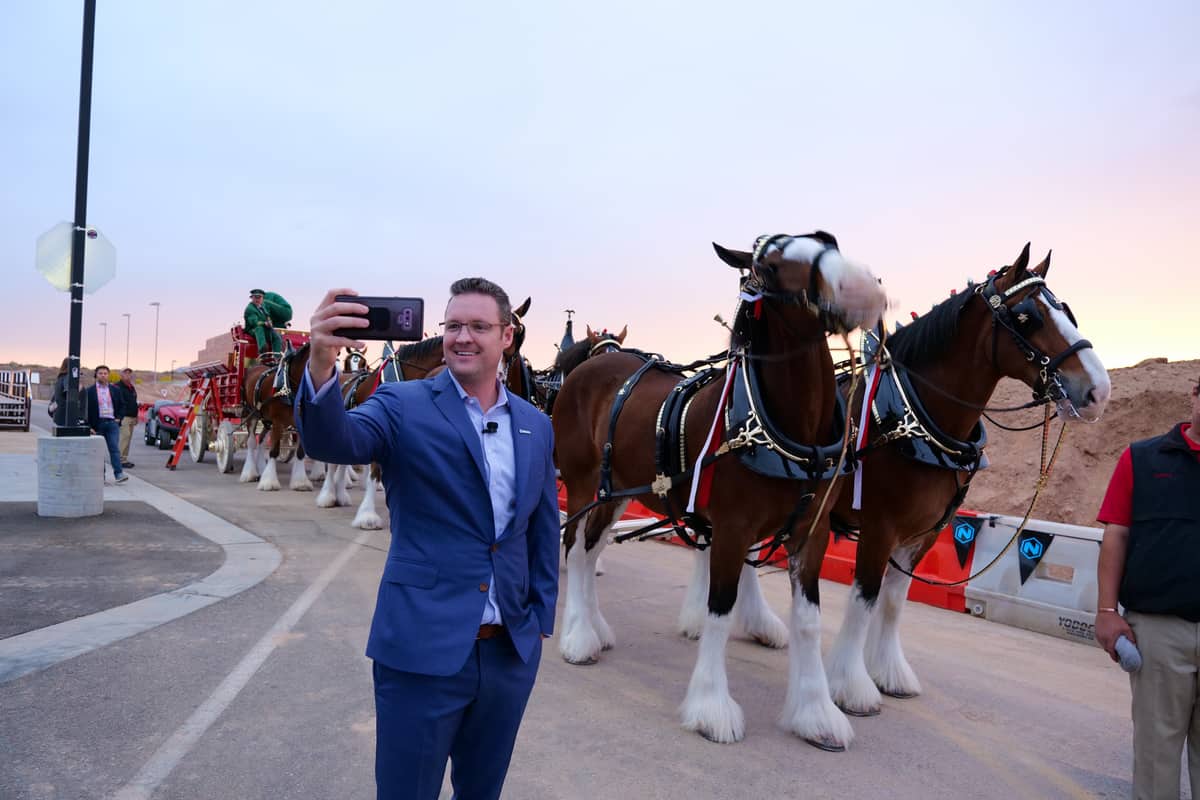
left=881, top=689, right=919, bottom=699
left=838, top=705, right=880, bottom=718
left=562, top=655, right=598, bottom=666
left=805, top=735, right=847, bottom=753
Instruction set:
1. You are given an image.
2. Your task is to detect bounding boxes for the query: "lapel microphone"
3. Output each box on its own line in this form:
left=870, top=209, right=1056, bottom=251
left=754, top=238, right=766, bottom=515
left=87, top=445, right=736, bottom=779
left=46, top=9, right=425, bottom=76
left=482, top=421, right=499, bottom=435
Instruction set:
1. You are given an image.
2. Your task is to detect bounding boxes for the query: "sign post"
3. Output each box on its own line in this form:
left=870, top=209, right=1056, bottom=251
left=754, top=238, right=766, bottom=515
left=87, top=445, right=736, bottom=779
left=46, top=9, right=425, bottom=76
left=57, top=0, right=99, bottom=437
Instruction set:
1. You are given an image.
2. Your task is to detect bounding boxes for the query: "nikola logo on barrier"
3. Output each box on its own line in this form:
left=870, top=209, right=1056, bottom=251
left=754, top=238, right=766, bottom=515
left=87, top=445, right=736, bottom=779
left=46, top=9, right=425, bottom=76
left=954, top=522, right=977, bottom=545
left=1019, top=538, right=1044, bottom=560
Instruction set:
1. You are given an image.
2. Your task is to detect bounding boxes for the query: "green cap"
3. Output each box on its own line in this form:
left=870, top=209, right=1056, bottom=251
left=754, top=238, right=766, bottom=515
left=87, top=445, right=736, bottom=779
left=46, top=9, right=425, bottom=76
left=249, top=289, right=265, bottom=296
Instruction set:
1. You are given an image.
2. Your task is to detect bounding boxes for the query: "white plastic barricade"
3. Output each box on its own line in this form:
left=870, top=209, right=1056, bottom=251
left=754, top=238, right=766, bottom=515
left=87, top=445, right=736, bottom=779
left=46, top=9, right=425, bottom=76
left=965, top=513, right=1104, bottom=645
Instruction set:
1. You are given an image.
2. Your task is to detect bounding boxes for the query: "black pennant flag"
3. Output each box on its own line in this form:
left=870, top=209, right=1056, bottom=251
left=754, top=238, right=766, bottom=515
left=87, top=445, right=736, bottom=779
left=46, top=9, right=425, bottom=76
left=951, top=516, right=982, bottom=569
left=1017, top=530, right=1055, bottom=584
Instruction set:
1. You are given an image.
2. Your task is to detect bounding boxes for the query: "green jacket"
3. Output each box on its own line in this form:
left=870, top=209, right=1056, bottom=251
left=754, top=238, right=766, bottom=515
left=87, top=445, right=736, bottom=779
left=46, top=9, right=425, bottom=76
left=244, top=301, right=273, bottom=333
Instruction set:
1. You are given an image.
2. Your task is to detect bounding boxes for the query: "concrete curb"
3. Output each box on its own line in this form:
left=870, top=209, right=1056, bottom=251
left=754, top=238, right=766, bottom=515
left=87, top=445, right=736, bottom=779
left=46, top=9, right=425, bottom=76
left=0, top=437, right=282, bottom=684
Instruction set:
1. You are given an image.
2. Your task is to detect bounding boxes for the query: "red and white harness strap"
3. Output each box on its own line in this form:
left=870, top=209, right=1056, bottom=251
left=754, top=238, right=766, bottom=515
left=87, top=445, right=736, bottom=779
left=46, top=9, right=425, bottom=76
left=852, top=361, right=883, bottom=510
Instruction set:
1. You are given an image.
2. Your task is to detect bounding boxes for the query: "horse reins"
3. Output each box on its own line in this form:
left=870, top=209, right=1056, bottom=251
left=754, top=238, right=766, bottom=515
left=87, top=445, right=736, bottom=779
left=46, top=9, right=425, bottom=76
left=886, top=403, right=1069, bottom=588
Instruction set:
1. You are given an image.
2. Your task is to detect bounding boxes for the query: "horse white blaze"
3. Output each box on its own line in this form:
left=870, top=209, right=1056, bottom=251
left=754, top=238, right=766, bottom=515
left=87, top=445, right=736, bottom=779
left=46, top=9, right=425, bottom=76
left=257, top=458, right=282, bottom=492
left=559, top=512, right=602, bottom=665
left=779, top=559, right=854, bottom=748
left=864, top=544, right=922, bottom=698
left=289, top=457, right=313, bottom=491
left=1044, top=304, right=1111, bottom=421
left=825, top=582, right=882, bottom=715
left=680, top=611, right=745, bottom=743
left=734, top=564, right=788, bottom=648
left=779, top=238, right=886, bottom=331
left=678, top=549, right=710, bottom=640
left=351, top=477, right=385, bottom=530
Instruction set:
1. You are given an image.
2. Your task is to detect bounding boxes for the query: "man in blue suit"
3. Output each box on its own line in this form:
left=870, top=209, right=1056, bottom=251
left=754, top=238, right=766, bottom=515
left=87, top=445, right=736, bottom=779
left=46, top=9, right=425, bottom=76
left=296, top=278, right=559, bottom=800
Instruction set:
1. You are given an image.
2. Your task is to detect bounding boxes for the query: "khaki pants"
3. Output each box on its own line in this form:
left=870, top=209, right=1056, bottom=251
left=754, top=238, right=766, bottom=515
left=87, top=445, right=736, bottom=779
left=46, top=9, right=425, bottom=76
left=118, top=416, right=136, bottom=461
left=1126, top=610, right=1200, bottom=799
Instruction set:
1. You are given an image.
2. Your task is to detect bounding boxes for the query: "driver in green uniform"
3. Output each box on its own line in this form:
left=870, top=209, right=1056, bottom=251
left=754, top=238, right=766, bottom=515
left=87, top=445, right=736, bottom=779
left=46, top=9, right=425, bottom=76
left=244, top=289, right=291, bottom=363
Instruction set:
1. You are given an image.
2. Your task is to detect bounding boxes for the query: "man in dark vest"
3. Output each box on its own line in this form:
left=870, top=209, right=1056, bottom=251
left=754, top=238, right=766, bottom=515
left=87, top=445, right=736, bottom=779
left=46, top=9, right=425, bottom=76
left=244, top=289, right=289, bottom=363
left=1096, top=375, right=1200, bottom=799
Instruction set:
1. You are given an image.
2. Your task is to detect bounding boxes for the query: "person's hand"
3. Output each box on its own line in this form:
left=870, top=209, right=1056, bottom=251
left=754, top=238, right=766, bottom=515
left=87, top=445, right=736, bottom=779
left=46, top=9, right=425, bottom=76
left=1095, top=609, right=1135, bottom=662
left=309, top=289, right=368, bottom=389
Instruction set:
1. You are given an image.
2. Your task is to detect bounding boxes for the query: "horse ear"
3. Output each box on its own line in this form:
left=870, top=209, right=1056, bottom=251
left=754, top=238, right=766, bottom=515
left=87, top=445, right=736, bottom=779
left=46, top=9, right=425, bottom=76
left=514, top=297, right=531, bottom=318
left=586, top=324, right=595, bottom=340
left=1030, top=249, right=1052, bottom=277
left=616, top=325, right=627, bottom=344
left=1012, top=242, right=1032, bottom=276
left=713, top=242, right=753, bottom=271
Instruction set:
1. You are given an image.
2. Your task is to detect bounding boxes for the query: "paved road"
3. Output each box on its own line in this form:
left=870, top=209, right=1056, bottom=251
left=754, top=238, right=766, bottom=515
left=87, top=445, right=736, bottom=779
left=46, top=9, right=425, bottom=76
left=1, top=417, right=1145, bottom=799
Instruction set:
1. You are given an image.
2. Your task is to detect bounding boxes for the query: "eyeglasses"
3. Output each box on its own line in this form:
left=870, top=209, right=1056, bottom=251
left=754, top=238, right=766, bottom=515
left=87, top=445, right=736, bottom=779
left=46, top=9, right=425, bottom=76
left=440, top=320, right=505, bottom=336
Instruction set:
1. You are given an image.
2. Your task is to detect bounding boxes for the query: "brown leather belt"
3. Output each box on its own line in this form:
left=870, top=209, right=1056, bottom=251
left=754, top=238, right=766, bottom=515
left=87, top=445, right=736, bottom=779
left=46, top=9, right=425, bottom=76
left=477, top=624, right=505, bottom=640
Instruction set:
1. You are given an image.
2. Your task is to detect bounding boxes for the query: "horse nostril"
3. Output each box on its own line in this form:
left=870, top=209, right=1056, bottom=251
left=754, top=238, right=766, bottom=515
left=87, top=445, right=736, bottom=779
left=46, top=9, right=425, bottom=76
left=1085, top=388, right=1096, bottom=407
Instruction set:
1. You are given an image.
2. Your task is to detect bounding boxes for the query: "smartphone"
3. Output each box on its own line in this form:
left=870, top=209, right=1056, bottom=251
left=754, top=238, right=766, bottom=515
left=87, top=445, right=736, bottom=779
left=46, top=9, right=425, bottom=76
left=334, top=296, right=425, bottom=342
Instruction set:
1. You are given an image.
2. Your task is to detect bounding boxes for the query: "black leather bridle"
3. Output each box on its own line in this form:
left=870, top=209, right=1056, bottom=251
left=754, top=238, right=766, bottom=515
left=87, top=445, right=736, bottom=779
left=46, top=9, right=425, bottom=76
left=977, top=271, right=1093, bottom=404
left=748, top=232, right=848, bottom=333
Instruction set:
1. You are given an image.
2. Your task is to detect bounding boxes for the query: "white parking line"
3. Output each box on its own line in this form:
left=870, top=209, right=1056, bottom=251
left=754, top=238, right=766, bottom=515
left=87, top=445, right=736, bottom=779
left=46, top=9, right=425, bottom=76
left=113, top=528, right=373, bottom=800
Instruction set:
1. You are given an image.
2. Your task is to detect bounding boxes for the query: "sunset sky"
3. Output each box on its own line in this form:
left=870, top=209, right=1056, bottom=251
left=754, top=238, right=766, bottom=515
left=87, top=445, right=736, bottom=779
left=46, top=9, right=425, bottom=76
left=3, top=1, right=1197, bottom=378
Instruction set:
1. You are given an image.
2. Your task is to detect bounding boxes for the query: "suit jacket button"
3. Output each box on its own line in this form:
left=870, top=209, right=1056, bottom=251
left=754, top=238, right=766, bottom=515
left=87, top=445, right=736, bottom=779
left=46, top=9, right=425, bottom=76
left=479, top=583, right=489, bottom=592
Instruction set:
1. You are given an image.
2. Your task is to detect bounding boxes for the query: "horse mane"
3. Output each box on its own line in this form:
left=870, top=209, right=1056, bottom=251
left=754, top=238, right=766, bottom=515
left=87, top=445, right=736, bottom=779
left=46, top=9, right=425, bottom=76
left=886, top=288, right=974, bottom=370
left=394, top=335, right=443, bottom=363
left=553, top=339, right=592, bottom=376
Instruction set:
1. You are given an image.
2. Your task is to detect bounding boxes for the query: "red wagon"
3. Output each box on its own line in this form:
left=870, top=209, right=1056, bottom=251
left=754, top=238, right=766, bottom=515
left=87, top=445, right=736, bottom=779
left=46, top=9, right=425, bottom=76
left=167, top=325, right=310, bottom=473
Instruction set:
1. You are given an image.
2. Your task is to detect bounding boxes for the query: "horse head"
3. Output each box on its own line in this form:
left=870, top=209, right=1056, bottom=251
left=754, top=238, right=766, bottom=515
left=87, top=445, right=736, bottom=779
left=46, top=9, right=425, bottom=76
left=504, top=297, right=531, bottom=363
left=976, top=243, right=1110, bottom=422
left=584, top=324, right=626, bottom=357
left=342, top=348, right=367, bottom=373
left=713, top=232, right=886, bottom=335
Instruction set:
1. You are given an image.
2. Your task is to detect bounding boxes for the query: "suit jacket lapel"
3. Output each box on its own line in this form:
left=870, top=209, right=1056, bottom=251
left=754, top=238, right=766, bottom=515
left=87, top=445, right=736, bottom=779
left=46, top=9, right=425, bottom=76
left=509, top=401, right=533, bottom=522
left=431, top=371, right=489, bottom=488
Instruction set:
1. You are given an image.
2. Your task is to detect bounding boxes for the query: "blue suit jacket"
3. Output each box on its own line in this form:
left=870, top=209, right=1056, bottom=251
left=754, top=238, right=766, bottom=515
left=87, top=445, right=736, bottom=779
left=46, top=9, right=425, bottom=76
left=295, top=369, right=559, bottom=677
left=85, top=383, right=127, bottom=431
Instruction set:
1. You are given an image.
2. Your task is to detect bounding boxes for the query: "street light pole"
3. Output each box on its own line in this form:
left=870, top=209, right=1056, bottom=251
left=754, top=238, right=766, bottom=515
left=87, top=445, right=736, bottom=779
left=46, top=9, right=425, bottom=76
left=149, top=301, right=160, bottom=381
left=100, top=321, right=107, bottom=363
left=122, top=312, right=131, bottom=368
left=56, top=0, right=98, bottom=437
left=170, top=359, right=176, bottom=380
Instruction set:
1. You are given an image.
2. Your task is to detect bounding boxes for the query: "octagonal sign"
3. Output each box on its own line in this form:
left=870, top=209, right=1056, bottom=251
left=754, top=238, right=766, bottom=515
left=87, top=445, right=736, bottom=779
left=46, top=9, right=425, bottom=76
left=36, top=221, right=117, bottom=294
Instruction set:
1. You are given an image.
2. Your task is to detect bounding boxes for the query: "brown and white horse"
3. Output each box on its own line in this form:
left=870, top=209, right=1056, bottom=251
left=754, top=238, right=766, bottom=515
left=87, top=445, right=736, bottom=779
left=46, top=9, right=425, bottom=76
left=820, top=245, right=1109, bottom=717
left=553, top=233, right=886, bottom=748
left=239, top=343, right=314, bottom=491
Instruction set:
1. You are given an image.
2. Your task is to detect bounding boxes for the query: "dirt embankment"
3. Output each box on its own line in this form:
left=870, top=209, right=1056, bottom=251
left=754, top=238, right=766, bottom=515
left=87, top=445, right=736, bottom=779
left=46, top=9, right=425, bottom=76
left=966, top=358, right=1198, bottom=528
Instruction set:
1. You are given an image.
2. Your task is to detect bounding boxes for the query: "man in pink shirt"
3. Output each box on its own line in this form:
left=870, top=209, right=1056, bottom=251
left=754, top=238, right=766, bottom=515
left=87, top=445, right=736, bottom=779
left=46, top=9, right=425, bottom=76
left=85, top=365, right=129, bottom=484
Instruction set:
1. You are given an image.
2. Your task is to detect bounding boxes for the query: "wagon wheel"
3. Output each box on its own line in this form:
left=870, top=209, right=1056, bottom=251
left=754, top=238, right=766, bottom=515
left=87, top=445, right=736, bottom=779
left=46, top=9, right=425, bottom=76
left=214, top=420, right=237, bottom=474
left=188, top=412, right=210, bottom=463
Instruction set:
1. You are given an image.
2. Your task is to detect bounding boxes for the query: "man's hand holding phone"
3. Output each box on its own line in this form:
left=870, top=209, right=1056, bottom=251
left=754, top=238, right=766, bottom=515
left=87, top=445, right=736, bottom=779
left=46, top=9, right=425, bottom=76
left=309, top=289, right=369, bottom=390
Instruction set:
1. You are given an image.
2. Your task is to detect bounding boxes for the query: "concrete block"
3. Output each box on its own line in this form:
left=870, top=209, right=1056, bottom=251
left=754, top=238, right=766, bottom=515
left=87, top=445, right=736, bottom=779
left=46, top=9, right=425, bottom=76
left=37, top=436, right=105, bottom=518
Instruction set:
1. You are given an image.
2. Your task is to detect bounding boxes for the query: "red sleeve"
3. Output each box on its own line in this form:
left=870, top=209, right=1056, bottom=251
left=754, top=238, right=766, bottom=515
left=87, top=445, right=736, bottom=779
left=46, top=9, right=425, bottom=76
left=1097, top=448, right=1133, bottom=527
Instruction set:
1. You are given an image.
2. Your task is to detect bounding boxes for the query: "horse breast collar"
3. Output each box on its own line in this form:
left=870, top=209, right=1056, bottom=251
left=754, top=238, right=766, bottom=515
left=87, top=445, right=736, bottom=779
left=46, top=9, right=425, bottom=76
left=724, top=352, right=854, bottom=482
left=865, top=360, right=989, bottom=473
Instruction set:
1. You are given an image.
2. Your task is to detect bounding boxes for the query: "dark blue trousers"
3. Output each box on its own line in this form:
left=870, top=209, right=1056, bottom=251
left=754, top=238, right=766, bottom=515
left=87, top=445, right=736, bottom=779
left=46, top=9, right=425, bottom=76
left=95, top=419, right=124, bottom=480
left=373, top=634, right=541, bottom=800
